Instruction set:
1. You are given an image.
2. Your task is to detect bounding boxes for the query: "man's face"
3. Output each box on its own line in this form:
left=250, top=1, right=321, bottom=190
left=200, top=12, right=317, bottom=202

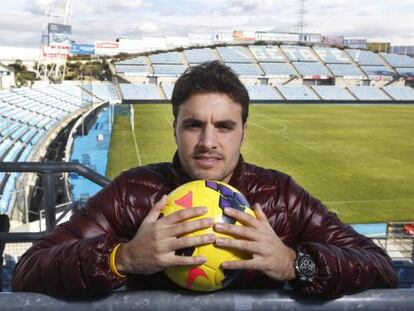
left=174, top=92, right=246, bottom=183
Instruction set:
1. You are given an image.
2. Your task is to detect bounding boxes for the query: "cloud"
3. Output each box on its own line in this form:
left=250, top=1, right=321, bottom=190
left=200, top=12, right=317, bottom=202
left=107, top=0, right=148, bottom=11
left=25, top=0, right=49, bottom=16
left=1, top=0, right=414, bottom=47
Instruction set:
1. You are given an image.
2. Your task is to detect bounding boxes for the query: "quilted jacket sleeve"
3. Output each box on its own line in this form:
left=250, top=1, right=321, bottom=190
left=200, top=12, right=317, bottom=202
left=283, top=176, right=398, bottom=298
left=11, top=170, right=152, bottom=297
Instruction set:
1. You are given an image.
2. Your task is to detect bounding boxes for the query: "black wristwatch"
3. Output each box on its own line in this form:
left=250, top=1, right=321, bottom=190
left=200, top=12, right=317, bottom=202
left=293, top=248, right=317, bottom=282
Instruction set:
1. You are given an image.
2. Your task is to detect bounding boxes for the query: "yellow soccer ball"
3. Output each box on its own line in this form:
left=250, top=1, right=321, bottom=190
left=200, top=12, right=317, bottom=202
left=162, top=180, right=255, bottom=291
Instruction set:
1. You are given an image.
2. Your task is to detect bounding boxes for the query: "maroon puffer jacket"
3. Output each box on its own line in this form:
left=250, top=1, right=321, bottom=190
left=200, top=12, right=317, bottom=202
left=12, top=154, right=397, bottom=298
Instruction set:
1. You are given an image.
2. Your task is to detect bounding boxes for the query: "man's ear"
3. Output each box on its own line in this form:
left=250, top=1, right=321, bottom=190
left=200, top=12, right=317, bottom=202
left=173, top=119, right=177, bottom=144
left=241, top=122, right=247, bottom=145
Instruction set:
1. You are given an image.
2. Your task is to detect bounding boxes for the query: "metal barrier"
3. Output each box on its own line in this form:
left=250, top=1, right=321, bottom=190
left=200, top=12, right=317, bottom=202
left=0, top=289, right=413, bottom=311
left=0, top=162, right=110, bottom=242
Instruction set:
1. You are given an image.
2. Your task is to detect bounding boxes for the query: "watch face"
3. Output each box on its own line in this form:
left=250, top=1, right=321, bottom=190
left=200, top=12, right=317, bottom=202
left=298, top=255, right=316, bottom=277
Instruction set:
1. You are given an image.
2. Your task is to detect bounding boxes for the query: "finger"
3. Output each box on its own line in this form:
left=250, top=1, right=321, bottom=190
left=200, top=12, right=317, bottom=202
left=169, top=217, right=214, bottom=237
left=214, top=222, right=259, bottom=241
left=222, top=259, right=256, bottom=270
left=163, top=206, right=208, bottom=225
left=253, top=203, right=268, bottom=222
left=144, top=195, right=168, bottom=223
left=223, top=207, right=260, bottom=228
left=167, top=234, right=216, bottom=252
left=169, top=255, right=207, bottom=266
left=215, top=237, right=263, bottom=255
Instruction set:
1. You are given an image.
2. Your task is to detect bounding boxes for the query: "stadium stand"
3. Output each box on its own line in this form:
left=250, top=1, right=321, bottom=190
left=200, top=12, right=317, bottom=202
left=80, top=83, right=120, bottom=102
left=216, top=46, right=255, bottom=63
left=327, top=63, right=366, bottom=78
left=292, top=61, right=332, bottom=77
left=380, top=53, right=414, bottom=68
left=183, top=48, right=218, bottom=64
left=276, top=85, right=319, bottom=100
left=226, top=63, right=264, bottom=77
left=259, top=62, right=297, bottom=77
left=348, top=86, right=391, bottom=100
left=346, top=49, right=384, bottom=65
left=115, top=56, right=150, bottom=75
left=249, top=45, right=286, bottom=62
left=313, top=47, right=351, bottom=63
left=0, top=84, right=99, bottom=214
left=119, top=83, right=163, bottom=100
left=360, top=65, right=395, bottom=78
left=245, top=85, right=283, bottom=100
left=312, top=86, right=356, bottom=101
left=115, top=64, right=150, bottom=76
left=152, top=64, right=187, bottom=76
left=382, top=86, right=414, bottom=101
left=116, top=56, right=148, bottom=66
left=280, top=45, right=318, bottom=62
left=69, top=105, right=113, bottom=205
left=161, top=84, right=174, bottom=100
left=395, top=67, right=414, bottom=78
left=149, top=52, right=184, bottom=64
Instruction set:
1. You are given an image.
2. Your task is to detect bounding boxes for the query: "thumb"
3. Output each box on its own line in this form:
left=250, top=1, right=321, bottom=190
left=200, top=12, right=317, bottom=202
left=144, top=194, right=168, bottom=223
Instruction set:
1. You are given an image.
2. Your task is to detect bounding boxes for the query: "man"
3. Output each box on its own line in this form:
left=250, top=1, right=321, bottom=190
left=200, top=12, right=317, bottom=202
left=12, top=61, right=397, bottom=298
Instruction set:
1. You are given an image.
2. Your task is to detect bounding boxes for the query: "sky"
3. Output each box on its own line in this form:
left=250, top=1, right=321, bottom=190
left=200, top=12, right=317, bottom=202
left=0, top=0, right=413, bottom=48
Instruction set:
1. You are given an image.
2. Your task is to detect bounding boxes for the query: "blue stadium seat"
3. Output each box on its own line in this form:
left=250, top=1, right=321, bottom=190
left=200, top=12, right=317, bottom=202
left=161, top=84, right=174, bottom=100
left=246, top=85, right=283, bottom=100
left=217, top=46, right=254, bottom=63
left=153, top=64, right=186, bottom=76
left=380, top=53, right=414, bottom=67
left=119, top=84, right=163, bottom=100
left=313, top=47, right=351, bottom=64
left=312, top=86, right=356, bottom=101
left=346, top=49, right=384, bottom=65
left=292, top=62, right=331, bottom=77
left=115, top=64, right=150, bottom=76
left=327, top=63, right=365, bottom=78
left=280, top=45, right=318, bottom=62
left=184, top=48, right=218, bottom=64
left=117, top=56, right=148, bottom=66
left=226, top=63, right=264, bottom=77
left=249, top=45, right=286, bottom=62
left=395, top=67, right=414, bottom=78
left=348, top=86, right=391, bottom=101
left=361, top=65, right=395, bottom=77
left=150, top=52, right=184, bottom=64
left=276, top=85, right=319, bottom=100
left=259, top=62, right=297, bottom=77
left=382, top=86, right=414, bottom=101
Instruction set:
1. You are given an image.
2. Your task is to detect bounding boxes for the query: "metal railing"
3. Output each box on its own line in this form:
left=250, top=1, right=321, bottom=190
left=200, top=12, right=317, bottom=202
left=0, top=289, right=413, bottom=311
left=0, top=162, right=110, bottom=242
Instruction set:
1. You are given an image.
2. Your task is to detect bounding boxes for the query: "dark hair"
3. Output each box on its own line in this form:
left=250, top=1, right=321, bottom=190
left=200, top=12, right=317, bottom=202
left=171, top=60, right=249, bottom=123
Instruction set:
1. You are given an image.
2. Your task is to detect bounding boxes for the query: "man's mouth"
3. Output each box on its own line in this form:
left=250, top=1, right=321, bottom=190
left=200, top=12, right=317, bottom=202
left=193, top=154, right=222, bottom=169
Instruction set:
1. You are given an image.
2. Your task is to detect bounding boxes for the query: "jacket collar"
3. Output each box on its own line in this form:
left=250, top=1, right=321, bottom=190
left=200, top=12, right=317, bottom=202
left=170, top=151, right=246, bottom=193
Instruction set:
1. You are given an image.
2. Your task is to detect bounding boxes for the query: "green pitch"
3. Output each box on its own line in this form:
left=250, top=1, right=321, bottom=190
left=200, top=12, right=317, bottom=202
left=107, top=104, right=414, bottom=224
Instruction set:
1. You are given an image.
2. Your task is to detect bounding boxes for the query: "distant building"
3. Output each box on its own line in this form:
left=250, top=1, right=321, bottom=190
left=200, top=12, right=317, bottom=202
left=0, top=64, right=15, bottom=90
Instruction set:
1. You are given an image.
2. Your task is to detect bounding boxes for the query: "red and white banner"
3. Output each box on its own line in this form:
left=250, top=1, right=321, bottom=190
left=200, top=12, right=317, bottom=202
left=42, top=45, right=70, bottom=59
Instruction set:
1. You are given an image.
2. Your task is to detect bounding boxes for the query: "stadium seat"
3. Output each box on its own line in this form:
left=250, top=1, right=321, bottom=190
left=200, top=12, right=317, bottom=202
left=382, top=86, right=414, bottom=101
left=249, top=45, right=286, bottom=63
left=276, top=85, right=319, bottom=100
left=280, top=45, right=317, bottom=62
left=346, top=49, right=384, bottom=65
left=119, top=84, right=163, bottom=100
left=216, top=46, right=255, bottom=63
left=327, top=63, right=365, bottom=78
left=313, top=47, right=351, bottom=64
left=347, top=86, right=391, bottom=101
left=184, top=48, right=218, bottom=64
left=245, top=85, right=283, bottom=100
left=312, top=86, right=356, bottom=101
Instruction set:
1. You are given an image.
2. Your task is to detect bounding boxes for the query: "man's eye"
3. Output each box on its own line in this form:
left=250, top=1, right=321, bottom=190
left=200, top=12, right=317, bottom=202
left=185, top=123, right=201, bottom=129
left=218, top=125, right=232, bottom=131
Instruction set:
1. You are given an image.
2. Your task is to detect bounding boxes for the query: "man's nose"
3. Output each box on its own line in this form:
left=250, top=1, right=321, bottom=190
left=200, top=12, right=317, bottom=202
left=198, top=126, right=217, bottom=149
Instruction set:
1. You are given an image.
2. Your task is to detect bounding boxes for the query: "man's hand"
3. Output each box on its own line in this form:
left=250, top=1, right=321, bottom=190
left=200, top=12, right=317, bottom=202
left=116, top=195, right=216, bottom=275
left=214, top=203, right=297, bottom=281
